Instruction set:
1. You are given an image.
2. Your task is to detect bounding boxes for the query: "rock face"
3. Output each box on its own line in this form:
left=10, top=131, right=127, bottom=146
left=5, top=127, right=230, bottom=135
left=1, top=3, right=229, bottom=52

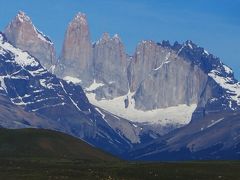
left=4, top=11, right=56, bottom=70
left=2, top=12, right=240, bottom=160
left=57, top=12, right=240, bottom=136
left=5, top=11, right=240, bottom=140
left=170, top=40, right=240, bottom=118
left=59, top=13, right=129, bottom=98
left=129, top=41, right=208, bottom=110
left=0, top=32, right=133, bottom=155
left=86, top=39, right=240, bottom=134
left=92, top=33, right=129, bottom=99
left=60, top=13, right=93, bottom=86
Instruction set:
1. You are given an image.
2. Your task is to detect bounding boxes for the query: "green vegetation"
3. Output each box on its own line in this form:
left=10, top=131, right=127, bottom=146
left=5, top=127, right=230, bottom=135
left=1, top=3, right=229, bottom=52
left=0, top=129, right=239, bottom=180
left=0, top=159, right=239, bottom=180
left=0, top=128, right=117, bottom=161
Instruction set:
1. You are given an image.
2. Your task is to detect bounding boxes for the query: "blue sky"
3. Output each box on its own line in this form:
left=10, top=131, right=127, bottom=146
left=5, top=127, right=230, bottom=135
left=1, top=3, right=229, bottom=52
left=0, top=0, right=240, bottom=78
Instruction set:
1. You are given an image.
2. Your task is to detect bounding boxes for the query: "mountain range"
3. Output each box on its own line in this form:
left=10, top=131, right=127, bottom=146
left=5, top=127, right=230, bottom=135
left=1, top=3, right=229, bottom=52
left=0, top=11, right=239, bottom=160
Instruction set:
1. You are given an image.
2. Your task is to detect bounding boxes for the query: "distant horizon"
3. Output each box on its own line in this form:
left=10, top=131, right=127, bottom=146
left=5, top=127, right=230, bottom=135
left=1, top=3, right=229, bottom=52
left=0, top=0, right=240, bottom=78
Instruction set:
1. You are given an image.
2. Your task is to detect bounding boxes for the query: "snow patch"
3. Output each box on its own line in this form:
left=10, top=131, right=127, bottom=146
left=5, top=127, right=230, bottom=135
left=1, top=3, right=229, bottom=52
left=154, top=61, right=170, bottom=71
left=208, top=70, right=240, bottom=106
left=132, top=124, right=138, bottom=128
left=31, top=103, right=65, bottom=112
left=39, top=79, right=54, bottom=89
left=154, top=52, right=171, bottom=71
left=177, top=44, right=186, bottom=55
left=60, top=81, right=82, bottom=111
left=95, top=107, right=105, bottom=119
left=0, top=76, right=6, bottom=92
left=207, top=118, right=224, bottom=128
left=223, top=65, right=233, bottom=74
left=86, top=92, right=197, bottom=126
left=63, top=76, right=82, bottom=84
left=34, top=28, right=53, bottom=45
left=203, top=50, right=209, bottom=55
left=85, top=79, right=105, bottom=91
left=187, top=42, right=193, bottom=49
left=0, top=35, right=39, bottom=67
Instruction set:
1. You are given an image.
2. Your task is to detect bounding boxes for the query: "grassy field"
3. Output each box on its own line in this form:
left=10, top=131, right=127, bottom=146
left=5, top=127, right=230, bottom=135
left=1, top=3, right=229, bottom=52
left=0, top=158, right=239, bottom=180
left=0, top=128, right=239, bottom=179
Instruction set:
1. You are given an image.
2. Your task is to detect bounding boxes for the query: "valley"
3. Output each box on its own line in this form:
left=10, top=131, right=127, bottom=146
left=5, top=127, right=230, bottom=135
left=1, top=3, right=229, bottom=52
left=0, top=128, right=239, bottom=180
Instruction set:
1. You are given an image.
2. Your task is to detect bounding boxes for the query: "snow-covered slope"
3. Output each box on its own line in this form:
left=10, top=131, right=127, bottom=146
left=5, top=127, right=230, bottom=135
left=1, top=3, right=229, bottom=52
left=84, top=40, right=240, bottom=135
left=4, top=11, right=56, bottom=70
left=208, top=70, right=240, bottom=109
left=172, top=40, right=240, bottom=116
left=87, top=91, right=197, bottom=126
left=0, top=32, right=132, bottom=155
left=5, top=11, right=240, bottom=139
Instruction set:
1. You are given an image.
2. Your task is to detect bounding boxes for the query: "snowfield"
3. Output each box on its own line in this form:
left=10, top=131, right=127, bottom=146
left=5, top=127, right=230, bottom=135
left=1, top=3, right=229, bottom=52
left=86, top=90, right=197, bottom=126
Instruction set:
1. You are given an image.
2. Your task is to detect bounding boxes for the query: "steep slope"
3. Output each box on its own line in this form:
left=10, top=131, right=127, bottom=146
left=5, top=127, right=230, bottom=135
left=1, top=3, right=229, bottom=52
left=170, top=40, right=240, bottom=117
left=0, top=94, right=59, bottom=129
left=128, top=111, right=240, bottom=160
left=129, top=41, right=207, bottom=110
left=91, top=107, right=160, bottom=144
left=0, top=32, right=132, bottom=155
left=87, top=40, right=240, bottom=135
left=0, top=128, right=118, bottom=161
left=56, top=12, right=240, bottom=137
left=4, top=11, right=240, bottom=153
left=59, top=12, right=93, bottom=86
left=4, top=11, right=56, bottom=71
left=91, top=33, right=129, bottom=99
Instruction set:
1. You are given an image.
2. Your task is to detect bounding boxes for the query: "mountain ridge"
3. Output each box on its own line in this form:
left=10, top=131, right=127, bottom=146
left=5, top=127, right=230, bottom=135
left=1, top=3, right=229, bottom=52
left=4, top=10, right=240, bottom=136
left=0, top=31, right=135, bottom=156
left=1, top=11, right=240, bottom=160
left=4, top=11, right=56, bottom=71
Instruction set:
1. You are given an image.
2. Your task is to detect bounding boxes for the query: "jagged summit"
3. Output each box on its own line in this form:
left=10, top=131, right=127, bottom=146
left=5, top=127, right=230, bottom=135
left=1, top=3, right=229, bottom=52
left=16, top=10, right=30, bottom=22
left=101, top=32, right=110, bottom=41
left=0, top=33, right=133, bottom=155
left=138, top=40, right=156, bottom=47
left=1, top=11, right=240, bottom=160
left=57, top=12, right=240, bottom=131
left=96, top=33, right=122, bottom=44
left=11, top=11, right=51, bottom=43
left=4, top=11, right=56, bottom=70
left=68, top=12, right=89, bottom=29
left=59, top=11, right=93, bottom=86
left=113, top=34, right=121, bottom=41
left=73, top=12, right=87, bottom=24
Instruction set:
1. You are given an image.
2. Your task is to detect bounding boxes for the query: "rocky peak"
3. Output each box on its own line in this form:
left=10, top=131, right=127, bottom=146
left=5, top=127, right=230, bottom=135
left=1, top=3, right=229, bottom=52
left=0, top=33, right=132, bottom=155
left=59, top=12, right=93, bottom=86
left=49, top=12, right=240, bottom=134
left=92, top=33, right=129, bottom=99
left=67, top=12, right=90, bottom=40
left=74, top=12, right=87, bottom=24
left=113, top=34, right=121, bottom=42
left=4, top=11, right=56, bottom=70
left=156, top=40, right=240, bottom=117
left=101, top=32, right=110, bottom=42
left=159, top=40, right=171, bottom=48
left=16, top=11, right=31, bottom=22
left=185, top=40, right=196, bottom=49
left=129, top=40, right=171, bottom=92
left=96, top=33, right=122, bottom=45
